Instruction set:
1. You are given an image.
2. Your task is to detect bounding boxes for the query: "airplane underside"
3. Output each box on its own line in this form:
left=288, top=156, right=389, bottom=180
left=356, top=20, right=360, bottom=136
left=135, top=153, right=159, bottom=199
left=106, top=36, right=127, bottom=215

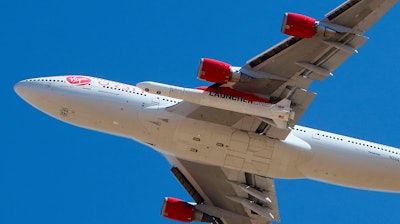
left=14, top=1, right=400, bottom=222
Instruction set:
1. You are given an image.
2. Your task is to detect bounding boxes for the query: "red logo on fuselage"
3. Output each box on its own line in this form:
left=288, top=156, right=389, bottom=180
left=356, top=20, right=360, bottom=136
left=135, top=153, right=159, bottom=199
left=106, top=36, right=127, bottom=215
left=66, top=76, right=91, bottom=86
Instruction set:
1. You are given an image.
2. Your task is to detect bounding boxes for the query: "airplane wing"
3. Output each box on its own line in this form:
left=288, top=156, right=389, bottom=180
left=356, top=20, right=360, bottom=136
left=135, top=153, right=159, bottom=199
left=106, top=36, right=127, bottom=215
left=228, top=0, right=397, bottom=139
left=160, top=1, right=397, bottom=223
left=165, top=155, right=280, bottom=224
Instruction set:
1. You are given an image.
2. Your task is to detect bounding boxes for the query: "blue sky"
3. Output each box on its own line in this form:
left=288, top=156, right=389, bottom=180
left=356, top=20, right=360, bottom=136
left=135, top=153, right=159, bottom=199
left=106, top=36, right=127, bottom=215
left=2, top=1, right=400, bottom=224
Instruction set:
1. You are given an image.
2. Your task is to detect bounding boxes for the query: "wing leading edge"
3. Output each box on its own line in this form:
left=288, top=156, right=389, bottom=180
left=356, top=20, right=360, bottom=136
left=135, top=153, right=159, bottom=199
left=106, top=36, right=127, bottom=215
left=233, top=0, right=397, bottom=139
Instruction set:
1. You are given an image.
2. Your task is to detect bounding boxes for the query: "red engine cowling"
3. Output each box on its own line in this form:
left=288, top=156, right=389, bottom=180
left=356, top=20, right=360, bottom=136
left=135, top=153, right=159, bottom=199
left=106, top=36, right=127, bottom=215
left=281, top=12, right=317, bottom=38
left=197, top=58, right=232, bottom=84
left=161, top=197, right=196, bottom=222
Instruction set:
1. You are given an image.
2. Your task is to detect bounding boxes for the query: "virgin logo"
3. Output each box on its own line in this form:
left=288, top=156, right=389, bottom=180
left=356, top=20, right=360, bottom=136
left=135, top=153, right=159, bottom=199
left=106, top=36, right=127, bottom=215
left=66, top=76, right=91, bottom=86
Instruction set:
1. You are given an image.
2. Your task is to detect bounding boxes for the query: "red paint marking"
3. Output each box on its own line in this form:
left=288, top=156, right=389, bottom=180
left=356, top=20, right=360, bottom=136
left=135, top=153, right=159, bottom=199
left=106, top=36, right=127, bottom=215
left=98, top=79, right=136, bottom=92
left=66, top=76, right=91, bottom=86
left=196, top=86, right=270, bottom=103
left=98, top=80, right=109, bottom=86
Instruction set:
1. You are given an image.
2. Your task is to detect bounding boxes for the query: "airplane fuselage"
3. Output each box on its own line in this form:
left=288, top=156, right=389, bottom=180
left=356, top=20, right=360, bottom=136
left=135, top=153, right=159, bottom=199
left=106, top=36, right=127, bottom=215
left=14, top=76, right=400, bottom=192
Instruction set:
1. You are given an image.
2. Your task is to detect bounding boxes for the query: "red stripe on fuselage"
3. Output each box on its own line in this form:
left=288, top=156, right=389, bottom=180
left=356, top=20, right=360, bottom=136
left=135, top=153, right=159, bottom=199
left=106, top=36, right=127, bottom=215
left=196, top=86, right=270, bottom=103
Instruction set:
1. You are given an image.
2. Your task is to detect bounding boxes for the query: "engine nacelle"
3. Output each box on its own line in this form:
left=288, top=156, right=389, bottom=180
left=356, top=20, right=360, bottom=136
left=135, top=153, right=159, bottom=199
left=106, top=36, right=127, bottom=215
left=281, top=13, right=316, bottom=38
left=197, top=58, right=231, bottom=83
left=161, top=197, right=206, bottom=223
left=197, top=58, right=249, bottom=84
left=281, top=12, right=339, bottom=38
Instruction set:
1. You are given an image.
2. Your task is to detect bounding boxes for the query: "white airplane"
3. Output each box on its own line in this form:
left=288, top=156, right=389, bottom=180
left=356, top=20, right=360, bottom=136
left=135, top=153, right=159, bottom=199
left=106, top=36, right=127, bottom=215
left=14, top=0, right=399, bottom=223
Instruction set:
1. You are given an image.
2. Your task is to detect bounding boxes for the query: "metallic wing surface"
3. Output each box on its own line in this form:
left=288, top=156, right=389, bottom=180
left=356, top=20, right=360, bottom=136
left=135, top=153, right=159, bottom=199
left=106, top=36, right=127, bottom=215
left=236, top=0, right=397, bottom=139
left=169, top=0, right=396, bottom=140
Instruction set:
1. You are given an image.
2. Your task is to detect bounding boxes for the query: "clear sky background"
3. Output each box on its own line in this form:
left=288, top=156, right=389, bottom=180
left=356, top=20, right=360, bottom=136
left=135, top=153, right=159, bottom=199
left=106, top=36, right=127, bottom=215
left=2, top=1, right=400, bottom=224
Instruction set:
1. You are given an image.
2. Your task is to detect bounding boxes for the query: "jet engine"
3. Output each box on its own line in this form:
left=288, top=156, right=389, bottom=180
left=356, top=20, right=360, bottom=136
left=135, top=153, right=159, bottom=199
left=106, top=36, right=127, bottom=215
left=197, top=58, right=250, bottom=84
left=161, top=197, right=213, bottom=223
left=281, top=13, right=340, bottom=38
left=197, top=58, right=230, bottom=83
